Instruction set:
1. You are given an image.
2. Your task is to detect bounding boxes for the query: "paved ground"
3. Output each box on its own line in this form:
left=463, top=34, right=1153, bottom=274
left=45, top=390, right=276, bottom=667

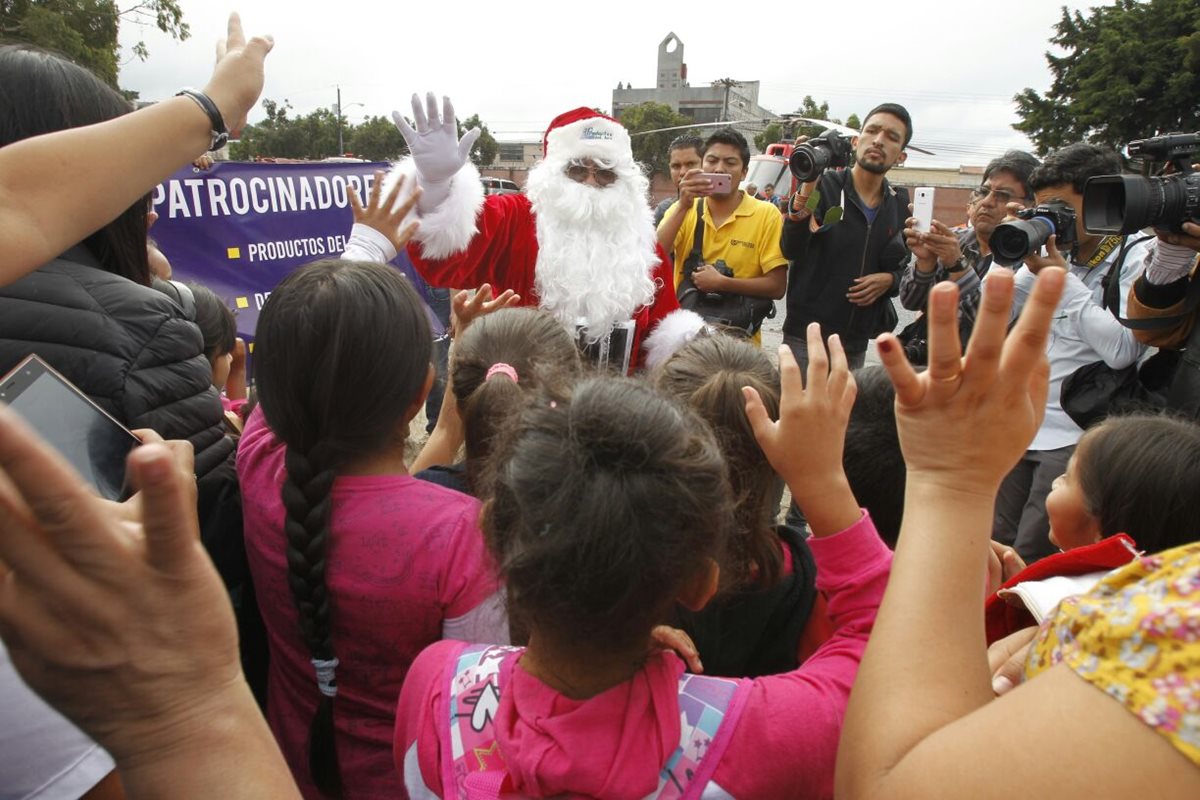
left=760, top=297, right=918, bottom=368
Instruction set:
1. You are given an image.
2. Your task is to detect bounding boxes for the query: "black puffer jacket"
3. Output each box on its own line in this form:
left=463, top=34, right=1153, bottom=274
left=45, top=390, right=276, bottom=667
left=0, top=247, right=233, bottom=477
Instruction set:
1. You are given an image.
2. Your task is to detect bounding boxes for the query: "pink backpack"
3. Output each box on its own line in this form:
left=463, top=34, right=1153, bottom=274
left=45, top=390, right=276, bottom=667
left=440, top=643, right=751, bottom=800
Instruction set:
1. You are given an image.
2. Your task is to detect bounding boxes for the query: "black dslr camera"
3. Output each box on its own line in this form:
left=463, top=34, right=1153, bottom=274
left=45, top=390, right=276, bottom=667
left=1083, top=132, right=1200, bottom=235
left=789, top=130, right=853, bottom=183
left=990, top=200, right=1078, bottom=267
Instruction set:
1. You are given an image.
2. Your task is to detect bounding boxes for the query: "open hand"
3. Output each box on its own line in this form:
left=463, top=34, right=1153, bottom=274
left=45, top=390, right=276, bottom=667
left=875, top=267, right=1066, bottom=496
left=450, top=283, right=521, bottom=337
left=0, top=407, right=243, bottom=765
left=745, top=324, right=861, bottom=536
left=392, top=93, right=480, bottom=184
left=350, top=170, right=421, bottom=252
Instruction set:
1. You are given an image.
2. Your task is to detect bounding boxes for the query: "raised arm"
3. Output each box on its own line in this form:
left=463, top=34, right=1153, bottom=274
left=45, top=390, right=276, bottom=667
left=0, top=13, right=272, bottom=287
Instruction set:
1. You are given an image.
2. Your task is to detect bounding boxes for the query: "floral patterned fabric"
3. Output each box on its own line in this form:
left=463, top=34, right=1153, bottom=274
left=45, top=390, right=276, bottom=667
left=1025, top=541, right=1200, bottom=766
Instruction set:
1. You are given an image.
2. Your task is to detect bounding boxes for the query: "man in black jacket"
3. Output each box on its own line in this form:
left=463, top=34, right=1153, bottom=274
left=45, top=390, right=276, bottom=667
left=781, top=103, right=913, bottom=369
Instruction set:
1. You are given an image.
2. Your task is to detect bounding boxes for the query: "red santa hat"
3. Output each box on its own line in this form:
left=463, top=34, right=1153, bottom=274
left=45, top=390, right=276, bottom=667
left=542, top=107, right=632, bottom=165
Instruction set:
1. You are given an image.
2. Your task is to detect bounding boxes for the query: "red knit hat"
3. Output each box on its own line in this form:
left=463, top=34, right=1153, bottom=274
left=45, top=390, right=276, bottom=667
left=542, top=107, right=632, bottom=163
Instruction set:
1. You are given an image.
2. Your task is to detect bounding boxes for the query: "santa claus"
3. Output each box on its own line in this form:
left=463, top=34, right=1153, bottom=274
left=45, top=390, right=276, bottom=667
left=374, top=93, right=702, bottom=371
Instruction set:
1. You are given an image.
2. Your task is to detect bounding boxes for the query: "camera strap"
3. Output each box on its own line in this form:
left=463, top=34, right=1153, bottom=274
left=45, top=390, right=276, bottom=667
left=685, top=198, right=706, bottom=274
left=1102, top=234, right=1200, bottom=330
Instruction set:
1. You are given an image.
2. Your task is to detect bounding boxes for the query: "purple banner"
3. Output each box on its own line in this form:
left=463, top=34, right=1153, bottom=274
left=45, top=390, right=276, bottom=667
left=150, top=161, right=440, bottom=347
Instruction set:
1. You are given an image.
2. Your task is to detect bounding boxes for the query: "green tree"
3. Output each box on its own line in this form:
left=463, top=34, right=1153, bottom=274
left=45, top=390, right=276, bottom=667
left=788, top=95, right=846, bottom=140
left=230, top=99, right=341, bottom=161
left=350, top=115, right=408, bottom=161
left=459, top=114, right=498, bottom=167
left=0, top=0, right=188, bottom=88
left=1014, top=0, right=1200, bottom=154
left=617, top=101, right=694, bottom=178
left=754, top=122, right=783, bottom=152
left=845, top=112, right=861, bottom=131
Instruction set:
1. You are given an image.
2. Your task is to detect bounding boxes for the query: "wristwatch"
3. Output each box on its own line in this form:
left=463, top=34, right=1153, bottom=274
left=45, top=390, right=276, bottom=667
left=176, top=89, right=229, bottom=151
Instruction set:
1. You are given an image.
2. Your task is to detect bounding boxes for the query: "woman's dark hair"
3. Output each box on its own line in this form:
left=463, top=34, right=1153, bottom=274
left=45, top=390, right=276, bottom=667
left=0, top=44, right=150, bottom=285
left=843, top=366, right=904, bottom=548
left=253, top=259, right=432, bottom=796
left=188, top=282, right=238, bottom=361
left=1078, top=413, right=1200, bottom=554
left=654, top=335, right=782, bottom=587
left=484, top=377, right=734, bottom=655
left=451, top=308, right=580, bottom=493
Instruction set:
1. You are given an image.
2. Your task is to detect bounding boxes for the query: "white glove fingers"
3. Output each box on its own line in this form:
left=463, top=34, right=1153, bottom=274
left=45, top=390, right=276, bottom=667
left=442, top=95, right=456, bottom=132
left=457, top=128, right=482, bottom=161
left=410, top=93, right=428, bottom=132
left=391, top=110, right=416, bottom=142
left=425, top=91, right=441, bottom=130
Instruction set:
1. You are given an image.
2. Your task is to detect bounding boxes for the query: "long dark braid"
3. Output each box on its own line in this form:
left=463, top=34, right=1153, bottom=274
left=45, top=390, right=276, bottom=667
left=255, top=259, right=432, bottom=797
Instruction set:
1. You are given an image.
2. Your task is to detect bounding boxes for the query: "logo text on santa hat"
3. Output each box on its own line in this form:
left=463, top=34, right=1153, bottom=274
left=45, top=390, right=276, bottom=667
left=581, top=127, right=615, bottom=141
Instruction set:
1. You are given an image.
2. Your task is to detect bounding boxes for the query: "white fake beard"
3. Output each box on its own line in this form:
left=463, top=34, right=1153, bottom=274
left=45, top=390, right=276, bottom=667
left=526, top=157, right=659, bottom=341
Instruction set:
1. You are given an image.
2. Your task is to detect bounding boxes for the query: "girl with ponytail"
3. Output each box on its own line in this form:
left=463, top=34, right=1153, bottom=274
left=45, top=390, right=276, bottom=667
left=240, top=259, right=506, bottom=798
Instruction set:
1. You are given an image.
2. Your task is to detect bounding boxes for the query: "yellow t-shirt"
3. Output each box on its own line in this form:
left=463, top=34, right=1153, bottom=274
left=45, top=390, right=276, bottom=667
left=1024, top=541, right=1200, bottom=766
left=663, top=194, right=788, bottom=287
left=660, top=194, right=788, bottom=344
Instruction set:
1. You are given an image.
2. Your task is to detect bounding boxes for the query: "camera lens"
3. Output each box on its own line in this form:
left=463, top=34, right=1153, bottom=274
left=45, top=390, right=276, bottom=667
left=1084, top=173, right=1200, bottom=235
left=789, top=143, right=830, bottom=183
left=990, top=216, right=1056, bottom=266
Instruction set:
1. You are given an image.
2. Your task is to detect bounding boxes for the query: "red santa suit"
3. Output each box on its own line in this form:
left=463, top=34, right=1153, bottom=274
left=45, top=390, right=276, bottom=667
left=391, top=107, right=700, bottom=371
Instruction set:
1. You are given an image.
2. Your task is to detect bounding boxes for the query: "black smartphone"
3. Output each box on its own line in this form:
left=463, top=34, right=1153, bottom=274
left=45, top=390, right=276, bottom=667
left=0, top=354, right=141, bottom=501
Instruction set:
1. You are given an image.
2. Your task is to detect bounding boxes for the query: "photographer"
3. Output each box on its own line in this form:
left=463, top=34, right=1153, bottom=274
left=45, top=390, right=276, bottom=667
left=658, top=127, right=788, bottom=343
left=899, top=151, right=1039, bottom=358
left=987, top=143, right=1151, bottom=563
left=1126, top=221, right=1200, bottom=416
left=781, top=104, right=912, bottom=370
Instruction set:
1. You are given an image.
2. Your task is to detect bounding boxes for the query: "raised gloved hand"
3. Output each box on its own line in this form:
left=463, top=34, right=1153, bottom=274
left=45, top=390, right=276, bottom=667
left=392, top=92, right=480, bottom=213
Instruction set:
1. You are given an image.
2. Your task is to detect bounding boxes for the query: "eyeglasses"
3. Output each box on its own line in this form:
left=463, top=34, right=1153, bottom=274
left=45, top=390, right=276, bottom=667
left=565, top=163, right=618, bottom=187
left=971, top=185, right=1027, bottom=205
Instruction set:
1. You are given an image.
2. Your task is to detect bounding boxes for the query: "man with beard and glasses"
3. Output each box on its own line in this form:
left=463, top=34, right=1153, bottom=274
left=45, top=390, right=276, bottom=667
left=363, top=94, right=701, bottom=373
left=897, top=150, right=1039, bottom=362
left=781, top=103, right=913, bottom=370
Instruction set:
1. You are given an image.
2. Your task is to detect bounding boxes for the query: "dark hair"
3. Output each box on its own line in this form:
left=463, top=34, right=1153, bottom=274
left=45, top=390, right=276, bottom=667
left=703, top=127, right=751, bottom=170
left=1077, top=414, right=1200, bottom=554
left=254, top=259, right=432, bottom=796
left=0, top=45, right=149, bottom=285
left=669, top=134, right=704, bottom=157
left=484, top=377, right=734, bottom=654
left=864, top=103, right=913, bottom=147
left=843, top=366, right=904, bottom=548
left=1028, top=143, right=1121, bottom=195
left=982, top=150, right=1040, bottom=200
left=452, top=308, right=581, bottom=493
left=188, top=282, right=238, bottom=361
left=655, top=335, right=782, bottom=586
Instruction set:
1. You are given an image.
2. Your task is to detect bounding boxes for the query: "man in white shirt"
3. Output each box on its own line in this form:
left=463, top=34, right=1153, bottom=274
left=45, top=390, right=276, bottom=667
left=989, top=143, right=1151, bottom=562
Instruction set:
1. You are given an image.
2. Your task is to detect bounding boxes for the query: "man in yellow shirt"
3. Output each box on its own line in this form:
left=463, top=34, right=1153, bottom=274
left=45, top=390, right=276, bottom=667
left=657, top=128, right=787, bottom=343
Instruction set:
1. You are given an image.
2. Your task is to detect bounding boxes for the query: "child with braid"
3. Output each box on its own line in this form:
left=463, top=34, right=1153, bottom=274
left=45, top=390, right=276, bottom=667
left=239, top=260, right=506, bottom=799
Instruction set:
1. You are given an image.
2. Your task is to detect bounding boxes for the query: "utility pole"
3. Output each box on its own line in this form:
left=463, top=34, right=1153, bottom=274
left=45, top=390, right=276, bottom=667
left=336, top=85, right=344, bottom=156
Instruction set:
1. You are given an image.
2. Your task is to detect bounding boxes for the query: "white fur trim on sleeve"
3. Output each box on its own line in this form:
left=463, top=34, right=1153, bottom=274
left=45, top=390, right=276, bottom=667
left=642, top=309, right=709, bottom=370
left=384, top=158, right=486, bottom=260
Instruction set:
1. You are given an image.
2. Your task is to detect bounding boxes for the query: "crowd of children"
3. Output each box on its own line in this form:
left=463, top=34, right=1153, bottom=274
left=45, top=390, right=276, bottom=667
left=0, top=11, right=1197, bottom=800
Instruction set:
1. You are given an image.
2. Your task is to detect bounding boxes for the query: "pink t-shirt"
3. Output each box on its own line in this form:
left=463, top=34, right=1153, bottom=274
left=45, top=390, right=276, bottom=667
left=239, top=407, right=500, bottom=799
left=395, top=511, right=892, bottom=800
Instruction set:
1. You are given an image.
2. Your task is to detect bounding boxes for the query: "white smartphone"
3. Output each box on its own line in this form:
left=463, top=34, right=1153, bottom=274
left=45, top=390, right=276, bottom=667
left=699, top=173, right=732, bottom=194
left=913, top=187, right=936, bottom=233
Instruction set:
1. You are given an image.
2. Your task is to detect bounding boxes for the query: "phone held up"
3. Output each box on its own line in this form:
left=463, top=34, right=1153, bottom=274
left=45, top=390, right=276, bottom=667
left=912, top=186, right=936, bottom=233
left=0, top=354, right=141, bottom=500
left=700, top=173, right=732, bottom=195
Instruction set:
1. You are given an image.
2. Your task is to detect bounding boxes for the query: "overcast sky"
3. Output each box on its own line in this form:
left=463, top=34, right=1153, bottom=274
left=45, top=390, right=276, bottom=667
left=117, top=1, right=1103, bottom=168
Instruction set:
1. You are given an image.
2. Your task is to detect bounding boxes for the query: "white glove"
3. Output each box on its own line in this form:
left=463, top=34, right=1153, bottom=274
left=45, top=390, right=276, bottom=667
left=392, top=92, right=481, bottom=213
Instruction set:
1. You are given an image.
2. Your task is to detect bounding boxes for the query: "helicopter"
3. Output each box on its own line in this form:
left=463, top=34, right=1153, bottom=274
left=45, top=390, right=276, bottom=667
left=631, top=114, right=936, bottom=198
